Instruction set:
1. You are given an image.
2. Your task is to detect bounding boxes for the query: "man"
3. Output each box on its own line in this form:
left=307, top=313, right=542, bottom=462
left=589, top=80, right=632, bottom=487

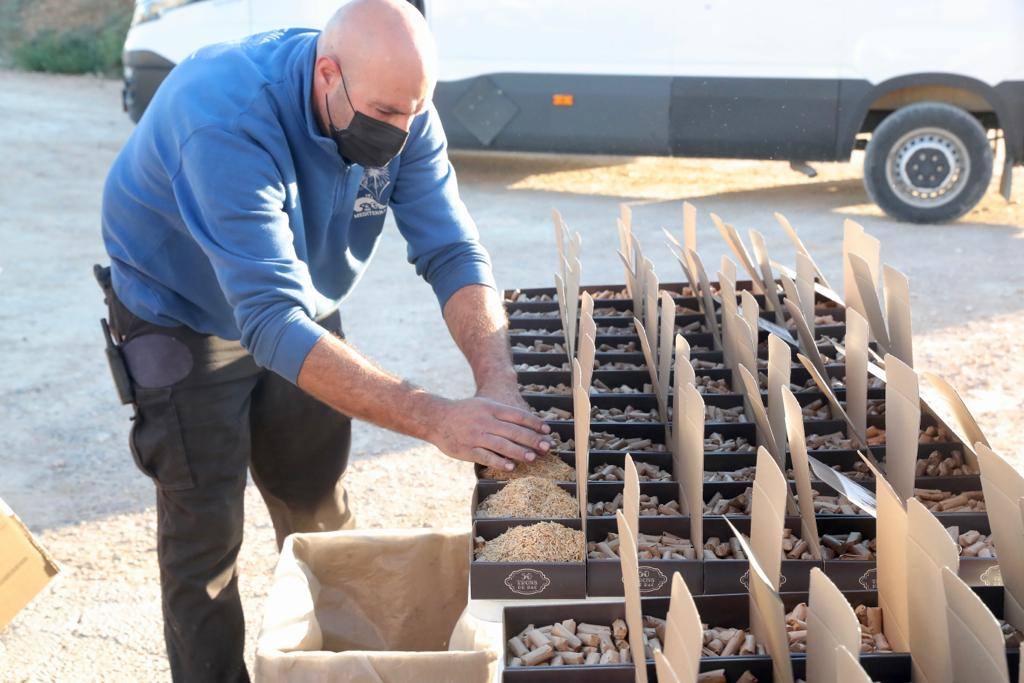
left=99, top=1, right=553, bottom=680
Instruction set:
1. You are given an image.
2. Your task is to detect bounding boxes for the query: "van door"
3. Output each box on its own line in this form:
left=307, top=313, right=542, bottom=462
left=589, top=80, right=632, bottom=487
left=670, top=0, right=844, bottom=161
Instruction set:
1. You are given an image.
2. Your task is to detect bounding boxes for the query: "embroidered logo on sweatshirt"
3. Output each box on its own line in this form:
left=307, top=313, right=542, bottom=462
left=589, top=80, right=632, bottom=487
left=353, top=167, right=389, bottom=219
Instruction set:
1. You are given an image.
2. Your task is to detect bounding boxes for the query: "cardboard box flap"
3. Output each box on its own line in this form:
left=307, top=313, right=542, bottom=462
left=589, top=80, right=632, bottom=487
left=674, top=383, right=705, bottom=545
left=844, top=309, right=869, bottom=443
left=616, top=511, right=649, bottom=683
left=724, top=518, right=795, bottom=683
left=859, top=457, right=910, bottom=652
left=848, top=252, right=891, bottom=354
left=808, top=456, right=877, bottom=517
left=806, top=567, right=861, bottom=683
left=624, top=455, right=641, bottom=542
left=643, top=260, right=660, bottom=359
left=719, top=278, right=739, bottom=373
left=921, top=372, right=987, bottom=464
left=740, top=290, right=761, bottom=351
left=907, top=498, right=959, bottom=683
left=785, top=300, right=830, bottom=382
left=884, top=354, right=921, bottom=504
left=751, top=447, right=788, bottom=590
left=711, top=213, right=764, bottom=294
left=976, top=444, right=1024, bottom=629
left=883, top=265, right=913, bottom=368
left=720, top=256, right=737, bottom=291
left=618, top=250, right=639, bottom=309
left=658, top=291, right=677, bottom=416
left=635, top=317, right=667, bottom=422
left=683, top=201, right=697, bottom=255
left=750, top=228, right=786, bottom=324
left=783, top=388, right=822, bottom=560
left=664, top=572, right=702, bottom=682
left=835, top=645, right=873, bottom=683
left=572, top=360, right=591, bottom=526
left=675, top=334, right=696, bottom=390
left=688, top=249, right=722, bottom=349
left=773, top=211, right=834, bottom=291
left=565, top=256, right=582, bottom=359
left=796, top=252, right=817, bottom=334
left=842, top=219, right=881, bottom=323
left=941, top=566, right=1010, bottom=683
left=796, top=354, right=874, bottom=460
left=739, top=365, right=781, bottom=468
left=767, top=334, right=793, bottom=461
left=653, top=651, right=681, bottom=683
left=0, top=500, right=60, bottom=630
left=731, top=317, right=760, bottom=404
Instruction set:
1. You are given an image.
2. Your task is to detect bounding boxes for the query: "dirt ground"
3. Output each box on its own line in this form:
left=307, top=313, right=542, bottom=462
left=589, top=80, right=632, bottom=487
left=1, top=70, right=1023, bottom=681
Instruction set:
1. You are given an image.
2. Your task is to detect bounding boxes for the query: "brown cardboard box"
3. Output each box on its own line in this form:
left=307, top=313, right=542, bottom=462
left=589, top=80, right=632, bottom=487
left=0, top=497, right=59, bottom=630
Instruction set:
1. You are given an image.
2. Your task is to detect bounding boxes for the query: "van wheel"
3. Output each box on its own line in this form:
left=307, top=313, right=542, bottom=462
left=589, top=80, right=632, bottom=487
left=863, top=102, right=992, bottom=223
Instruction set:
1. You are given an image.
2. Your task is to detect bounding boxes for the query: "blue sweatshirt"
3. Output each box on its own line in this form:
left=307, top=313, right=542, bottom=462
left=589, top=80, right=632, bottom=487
left=102, top=29, right=495, bottom=383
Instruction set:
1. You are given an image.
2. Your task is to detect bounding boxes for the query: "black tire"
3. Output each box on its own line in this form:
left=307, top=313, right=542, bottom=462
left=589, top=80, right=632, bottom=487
left=863, top=102, right=992, bottom=223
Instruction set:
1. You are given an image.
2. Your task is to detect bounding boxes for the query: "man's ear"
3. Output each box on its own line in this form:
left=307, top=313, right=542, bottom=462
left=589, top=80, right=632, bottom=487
left=314, top=55, right=340, bottom=91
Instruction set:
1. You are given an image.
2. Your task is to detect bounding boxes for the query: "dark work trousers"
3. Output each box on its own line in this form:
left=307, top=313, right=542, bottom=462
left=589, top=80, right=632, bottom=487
left=95, top=266, right=354, bottom=683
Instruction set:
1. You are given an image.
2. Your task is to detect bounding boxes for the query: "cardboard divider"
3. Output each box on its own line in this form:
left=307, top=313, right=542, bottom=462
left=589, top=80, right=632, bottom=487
left=884, top=354, right=920, bottom=505
left=883, top=265, right=913, bottom=368
left=842, top=219, right=881, bottom=327
left=471, top=518, right=585, bottom=600
left=664, top=571, right=702, bottom=681
left=977, top=444, right=1024, bottom=630
left=675, top=378, right=705, bottom=550
left=767, top=334, right=792, bottom=461
left=749, top=228, right=786, bottom=324
left=783, top=387, right=823, bottom=561
left=773, top=211, right=833, bottom=291
left=616, top=510, right=648, bottom=683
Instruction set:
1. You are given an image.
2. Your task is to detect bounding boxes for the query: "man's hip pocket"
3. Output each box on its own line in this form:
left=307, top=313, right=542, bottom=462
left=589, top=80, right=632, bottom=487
left=130, top=387, right=195, bottom=491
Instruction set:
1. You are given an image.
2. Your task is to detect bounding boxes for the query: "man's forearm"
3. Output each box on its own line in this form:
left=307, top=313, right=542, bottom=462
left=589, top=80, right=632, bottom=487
left=442, top=284, right=518, bottom=395
left=297, top=334, right=443, bottom=443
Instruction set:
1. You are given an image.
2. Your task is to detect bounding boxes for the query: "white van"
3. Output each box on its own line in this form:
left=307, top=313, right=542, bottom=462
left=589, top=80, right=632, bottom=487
left=123, top=0, right=1024, bottom=223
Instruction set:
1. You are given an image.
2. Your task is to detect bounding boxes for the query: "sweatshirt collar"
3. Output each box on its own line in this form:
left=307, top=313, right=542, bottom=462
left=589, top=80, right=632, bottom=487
left=295, top=32, right=340, bottom=155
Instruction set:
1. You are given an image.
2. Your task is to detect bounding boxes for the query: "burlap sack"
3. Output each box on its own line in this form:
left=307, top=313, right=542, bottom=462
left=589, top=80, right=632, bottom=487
left=255, top=528, right=494, bottom=683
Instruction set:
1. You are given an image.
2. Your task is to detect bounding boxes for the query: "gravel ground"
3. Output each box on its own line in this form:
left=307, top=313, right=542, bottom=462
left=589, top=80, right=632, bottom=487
left=1, top=70, right=1022, bottom=681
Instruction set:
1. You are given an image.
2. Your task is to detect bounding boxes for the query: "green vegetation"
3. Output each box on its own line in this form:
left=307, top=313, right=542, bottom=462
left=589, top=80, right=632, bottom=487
left=5, top=3, right=132, bottom=75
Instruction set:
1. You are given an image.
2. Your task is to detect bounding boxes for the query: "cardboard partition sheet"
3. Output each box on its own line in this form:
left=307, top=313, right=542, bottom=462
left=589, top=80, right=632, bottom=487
left=751, top=447, right=788, bottom=590
left=643, top=259, right=660, bottom=355
left=797, top=353, right=873, bottom=457
left=976, top=444, right=1024, bottom=629
left=941, top=566, right=1010, bottom=683
left=674, top=384, right=706, bottom=547
left=796, top=252, right=817, bottom=332
left=572, top=361, right=591, bottom=525
left=783, top=388, right=822, bottom=560
left=806, top=567, right=862, bottom=683
left=749, top=228, right=785, bottom=323
left=664, top=572, right=702, bottom=682
left=658, top=291, right=677, bottom=412
left=773, top=211, right=833, bottom=291
left=739, top=365, right=781, bottom=467
left=552, top=208, right=567, bottom=259
left=720, top=255, right=738, bottom=290
left=616, top=512, right=649, bottom=683
left=731, top=316, right=759, bottom=394
left=921, top=372, right=988, bottom=463
left=0, top=498, right=59, bottom=630
left=907, top=497, right=959, bottom=683
left=861, top=457, right=911, bottom=652
left=767, top=334, right=792, bottom=460
left=724, top=518, right=795, bottom=683
left=618, top=250, right=639, bottom=309
left=719, top=276, right=739, bottom=372
left=578, top=332, right=597, bottom=396
left=849, top=252, right=891, bottom=353
left=835, top=645, right=873, bottom=683
left=844, top=309, right=869, bottom=441
left=883, top=265, right=914, bottom=368
left=683, top=200, right=698, bottom=265
left=884, top=355, right=921, bottom=505
left=689, top=249, right=721, bottom=348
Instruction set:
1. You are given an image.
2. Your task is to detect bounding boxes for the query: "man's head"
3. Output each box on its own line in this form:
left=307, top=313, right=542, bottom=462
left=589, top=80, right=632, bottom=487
left=313, top=0, right=437, bottom=166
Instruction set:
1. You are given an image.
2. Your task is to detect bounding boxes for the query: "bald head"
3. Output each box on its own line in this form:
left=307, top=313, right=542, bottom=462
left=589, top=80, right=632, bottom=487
left=313, top=0, right=436, bottom=135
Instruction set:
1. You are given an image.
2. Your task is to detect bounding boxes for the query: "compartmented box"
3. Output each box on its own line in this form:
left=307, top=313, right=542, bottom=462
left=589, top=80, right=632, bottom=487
left=471, top=518, right=586, bottom=600
left=586, top=516, right=702, bottom=597
left=700, top=516, right=821, bottom=594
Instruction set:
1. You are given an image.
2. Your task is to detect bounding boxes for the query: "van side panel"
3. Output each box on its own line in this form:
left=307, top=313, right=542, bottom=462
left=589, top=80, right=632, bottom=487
left=434, top=74, right=672, bottom=155
left=668, top=77, right=841, bottom=161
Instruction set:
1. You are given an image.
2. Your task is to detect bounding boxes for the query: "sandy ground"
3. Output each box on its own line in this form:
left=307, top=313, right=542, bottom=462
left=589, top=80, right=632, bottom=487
left=1, top=70, right=1023, bottom=681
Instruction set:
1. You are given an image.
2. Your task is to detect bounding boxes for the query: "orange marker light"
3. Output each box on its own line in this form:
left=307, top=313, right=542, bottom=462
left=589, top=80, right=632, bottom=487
left=552, top=93, right=574, bottom=107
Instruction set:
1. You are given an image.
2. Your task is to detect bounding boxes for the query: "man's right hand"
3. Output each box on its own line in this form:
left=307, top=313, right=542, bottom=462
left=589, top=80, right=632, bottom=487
left=429, top=396, right=555, bottom=472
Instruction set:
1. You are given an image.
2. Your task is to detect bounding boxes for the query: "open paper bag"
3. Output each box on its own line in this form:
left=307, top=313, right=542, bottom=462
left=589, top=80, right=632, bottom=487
left=255, top=528, right=493, bottom=682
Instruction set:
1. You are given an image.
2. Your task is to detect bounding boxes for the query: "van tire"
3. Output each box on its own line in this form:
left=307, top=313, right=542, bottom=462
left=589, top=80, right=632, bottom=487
left=863, top=102, right=992, bottom=223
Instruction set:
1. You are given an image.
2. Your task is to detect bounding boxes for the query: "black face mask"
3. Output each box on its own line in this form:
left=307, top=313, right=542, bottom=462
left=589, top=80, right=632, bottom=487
left=325, top=73, right=408, bottom=169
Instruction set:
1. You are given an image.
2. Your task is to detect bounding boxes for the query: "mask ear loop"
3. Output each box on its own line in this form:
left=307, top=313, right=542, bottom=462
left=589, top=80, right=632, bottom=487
left=324, top=61, right=356, bottom=131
